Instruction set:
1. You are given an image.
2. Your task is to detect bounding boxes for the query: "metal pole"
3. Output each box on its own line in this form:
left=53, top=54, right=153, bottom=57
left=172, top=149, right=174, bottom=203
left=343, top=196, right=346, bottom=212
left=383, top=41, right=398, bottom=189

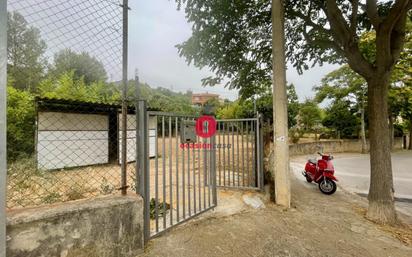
left=211, top=135, right=217, bottom=206
left=137, top=100, right=149, bottom=243
left=256, top=113, right=261, bottom=189
left=135, top=71, right=140, bottom=194
left=121, top=0, right=129, bottom=195
left=259, top=114, right=265, bottom=190
left=0, top=0, right=7, bottom=255
left=272, top=0, right=291, bottom=207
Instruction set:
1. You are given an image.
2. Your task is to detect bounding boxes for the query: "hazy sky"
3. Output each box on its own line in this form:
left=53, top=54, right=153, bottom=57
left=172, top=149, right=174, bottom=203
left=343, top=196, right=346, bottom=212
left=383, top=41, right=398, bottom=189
left=129, top=0, right=340, bottom=101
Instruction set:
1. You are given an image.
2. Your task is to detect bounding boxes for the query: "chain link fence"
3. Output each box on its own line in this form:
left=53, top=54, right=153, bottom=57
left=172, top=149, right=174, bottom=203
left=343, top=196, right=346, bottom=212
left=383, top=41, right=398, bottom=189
left=6, top=0, right=135, bottom=209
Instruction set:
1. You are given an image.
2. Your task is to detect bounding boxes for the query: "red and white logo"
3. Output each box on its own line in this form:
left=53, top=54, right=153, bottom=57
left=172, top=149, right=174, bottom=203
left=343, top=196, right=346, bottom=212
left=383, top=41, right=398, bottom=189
left=195, top=115, right=216, bottom=138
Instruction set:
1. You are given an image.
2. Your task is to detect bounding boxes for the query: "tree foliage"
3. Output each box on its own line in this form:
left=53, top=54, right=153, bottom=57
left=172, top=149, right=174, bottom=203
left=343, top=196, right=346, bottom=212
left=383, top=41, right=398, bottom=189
left=137, top=83, right=197, bottom=115
left=7, top=76, right=35, bottom=160
left=287, top=83, right=300, bottom=127
left=217, top=99, right=254, bottom=119
left=297, top=100, right=322, bottom=132
left=216, top=83, right=300, bottom=127
left=38, top=71, right=119, bottom=103
left=314, top=65, right=367, bottom=137
left=176, top=1, right=272, bottom=97
left=315, top=65, right=367, bottom=104
left=176, top=1, right=411, bottom=95
left=7, top=11, right=46, bottom=91
left=323, top=100, right=360, bottom=138
left=52, top=49, right=108, bottom=85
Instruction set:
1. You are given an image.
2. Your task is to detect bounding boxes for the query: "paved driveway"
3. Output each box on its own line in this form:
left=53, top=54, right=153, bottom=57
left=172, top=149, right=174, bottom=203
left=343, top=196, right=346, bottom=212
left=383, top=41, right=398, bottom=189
left=291, top=151, right=412, bottom=216
left=332, top=151, right=412, bottom=198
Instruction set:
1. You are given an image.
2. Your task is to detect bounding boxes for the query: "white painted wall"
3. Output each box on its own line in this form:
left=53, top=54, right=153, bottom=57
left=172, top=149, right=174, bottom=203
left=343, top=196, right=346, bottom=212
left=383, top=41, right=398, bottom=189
left=118, top=114, right=156, bottom=164
left=37, top=111, right=157, bottom=169
left=37, top=112, right=109, bottom=170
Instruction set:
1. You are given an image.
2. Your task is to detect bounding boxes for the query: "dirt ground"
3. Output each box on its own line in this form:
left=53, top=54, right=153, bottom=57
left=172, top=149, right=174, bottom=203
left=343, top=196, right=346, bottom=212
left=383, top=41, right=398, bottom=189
left=139, top=176, right=412, bottom=257
left=7, top=133, right=255, bottom=209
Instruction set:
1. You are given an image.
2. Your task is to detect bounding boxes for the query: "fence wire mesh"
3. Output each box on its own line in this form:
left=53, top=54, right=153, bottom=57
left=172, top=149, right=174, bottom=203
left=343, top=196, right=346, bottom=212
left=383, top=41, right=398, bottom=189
left=6, top=0, right=133, bottom=209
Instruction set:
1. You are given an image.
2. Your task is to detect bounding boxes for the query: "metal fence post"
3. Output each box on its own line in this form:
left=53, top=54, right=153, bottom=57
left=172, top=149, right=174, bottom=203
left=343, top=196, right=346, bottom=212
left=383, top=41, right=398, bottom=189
left=258, top=113, right=264, bottom=190
left=211, top=135, right=218, bottom=206
left=0, top=0, right=7, bottom=255
left=137, top=100, right=150, bottom=243
left=256, top=113, right=260, bottom=189
left=120, top=0, right=129, bottom=195
left=135, top=72, right=140, bottom=194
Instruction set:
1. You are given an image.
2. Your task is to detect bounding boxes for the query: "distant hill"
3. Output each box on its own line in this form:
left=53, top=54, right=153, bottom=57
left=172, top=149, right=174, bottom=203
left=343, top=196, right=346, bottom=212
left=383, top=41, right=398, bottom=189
left=127, top=80, right=198, bottom=115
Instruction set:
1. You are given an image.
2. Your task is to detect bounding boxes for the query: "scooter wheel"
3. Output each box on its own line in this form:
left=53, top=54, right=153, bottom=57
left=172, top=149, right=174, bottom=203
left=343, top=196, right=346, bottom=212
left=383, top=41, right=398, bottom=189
left=318, top=179, right=337, bottom=195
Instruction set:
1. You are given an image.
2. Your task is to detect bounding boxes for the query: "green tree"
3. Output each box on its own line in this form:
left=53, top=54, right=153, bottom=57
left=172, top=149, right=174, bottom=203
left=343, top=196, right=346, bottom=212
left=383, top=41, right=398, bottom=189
left=322, top=100, right=360, bottom=139
left=216, top=86, right=298, bottom=123
left=176, top=0, right=412, bottom=223
left=203, top=97, right=222, bottom=115
left=217, top=99, right=255, bottom=119
left=391, top=19, right=412, bottom=149
left=135, top=82, right=197, bottom=115
left=7, top=75, right=35, bottom=160
left=7, top=11, right=46, bottom=91
left=52, top=49, right=108, bottom=84
left=390, top=85, right=412, bottom=149
left=314, top=65, right=368, bottom=152
left=297, top=100, right=322, bottom=132
left=38, top=71, right=119, bottom=104
left=287, top=83, right=300, bottom=128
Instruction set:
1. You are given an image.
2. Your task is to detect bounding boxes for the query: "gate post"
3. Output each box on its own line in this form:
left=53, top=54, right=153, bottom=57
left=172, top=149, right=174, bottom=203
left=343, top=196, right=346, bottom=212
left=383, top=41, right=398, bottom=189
left=136, top=100, right=150, bottom=244
left=257, top=113, right=264, bottom=190
left=211, top=135, right=218, bottom=206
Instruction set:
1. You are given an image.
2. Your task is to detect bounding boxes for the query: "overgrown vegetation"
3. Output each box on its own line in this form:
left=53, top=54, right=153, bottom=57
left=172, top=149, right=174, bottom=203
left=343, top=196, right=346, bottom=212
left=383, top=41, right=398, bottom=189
left=6, top=11, right=197, bottom=162
left=150, top=198, right=170, bottom=219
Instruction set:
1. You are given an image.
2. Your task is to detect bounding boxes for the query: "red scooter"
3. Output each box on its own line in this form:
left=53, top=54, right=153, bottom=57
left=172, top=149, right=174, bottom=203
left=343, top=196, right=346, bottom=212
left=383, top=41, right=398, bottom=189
left=302, top=152, right=338, bottom=195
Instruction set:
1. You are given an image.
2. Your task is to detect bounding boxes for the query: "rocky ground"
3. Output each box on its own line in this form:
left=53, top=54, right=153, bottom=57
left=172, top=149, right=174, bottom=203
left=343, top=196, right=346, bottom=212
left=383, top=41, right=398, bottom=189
left=139, top=173, right=412, bottom=257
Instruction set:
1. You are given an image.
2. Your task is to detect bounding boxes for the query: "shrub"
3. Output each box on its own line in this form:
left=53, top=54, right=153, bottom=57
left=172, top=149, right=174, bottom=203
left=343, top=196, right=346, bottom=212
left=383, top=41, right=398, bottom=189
left=66, top=183, right=89, bottom=201
left=42, top=192, right=62, bottom=204
left=7, top=85, right=35, bottom=161
left=289, top=127, right=304, bottom=144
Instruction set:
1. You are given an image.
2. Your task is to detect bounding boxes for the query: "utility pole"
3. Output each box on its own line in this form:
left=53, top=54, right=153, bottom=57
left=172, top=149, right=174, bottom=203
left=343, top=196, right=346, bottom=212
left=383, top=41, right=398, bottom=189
left=120, top=0, right=129, bottom=195
left=272, top=0, right=291, bottom=208
left=0, top=0, right=7, bottom=255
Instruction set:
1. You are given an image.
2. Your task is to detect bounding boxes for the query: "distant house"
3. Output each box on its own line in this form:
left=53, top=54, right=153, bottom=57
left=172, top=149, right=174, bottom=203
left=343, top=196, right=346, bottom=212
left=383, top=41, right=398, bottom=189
left=191, top=92, right=220, bottom=106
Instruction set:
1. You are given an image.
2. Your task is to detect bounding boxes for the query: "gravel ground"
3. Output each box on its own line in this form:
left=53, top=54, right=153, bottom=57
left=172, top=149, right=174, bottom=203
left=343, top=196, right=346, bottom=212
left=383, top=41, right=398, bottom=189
left=138, top=174, right=412, bottom=257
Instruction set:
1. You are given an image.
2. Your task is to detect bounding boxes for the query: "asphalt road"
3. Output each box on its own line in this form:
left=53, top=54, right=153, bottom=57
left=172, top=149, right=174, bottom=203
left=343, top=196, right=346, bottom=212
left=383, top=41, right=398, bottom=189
left=291, top=151, right=412, bottom=216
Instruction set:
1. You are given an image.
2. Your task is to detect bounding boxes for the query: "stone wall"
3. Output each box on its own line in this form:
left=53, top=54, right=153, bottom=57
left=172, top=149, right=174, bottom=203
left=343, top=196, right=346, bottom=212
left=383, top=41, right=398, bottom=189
left=7, top=195, right=143, bottom=257
left=289, top=138, right=405, bottom=156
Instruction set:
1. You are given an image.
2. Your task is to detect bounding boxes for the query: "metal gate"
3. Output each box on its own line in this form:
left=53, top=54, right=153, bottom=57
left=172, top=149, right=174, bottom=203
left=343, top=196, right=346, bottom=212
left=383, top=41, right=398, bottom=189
left=137, top=101, right=263, bottom=242
left=216, top=117, right=263, bottom=190
left=137, top=104, right=217, bottom=241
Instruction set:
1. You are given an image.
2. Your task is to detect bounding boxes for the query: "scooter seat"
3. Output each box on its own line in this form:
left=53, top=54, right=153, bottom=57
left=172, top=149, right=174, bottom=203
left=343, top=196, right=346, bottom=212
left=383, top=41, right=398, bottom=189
left=308, top=159, right=317, bottom=165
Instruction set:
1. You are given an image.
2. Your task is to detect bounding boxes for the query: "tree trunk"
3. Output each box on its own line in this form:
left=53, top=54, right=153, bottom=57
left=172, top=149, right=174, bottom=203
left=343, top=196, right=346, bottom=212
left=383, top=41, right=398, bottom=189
left=366, top=76, right=397, bottom=224
left=360, top=99, right=368, bottom=154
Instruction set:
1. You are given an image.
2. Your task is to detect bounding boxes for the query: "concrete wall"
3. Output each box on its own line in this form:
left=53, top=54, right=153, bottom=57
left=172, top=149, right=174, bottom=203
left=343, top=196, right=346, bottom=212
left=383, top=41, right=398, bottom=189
left=288, top=138, right=404, bottom=156
left=7, top=195, right=143, bottom=257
